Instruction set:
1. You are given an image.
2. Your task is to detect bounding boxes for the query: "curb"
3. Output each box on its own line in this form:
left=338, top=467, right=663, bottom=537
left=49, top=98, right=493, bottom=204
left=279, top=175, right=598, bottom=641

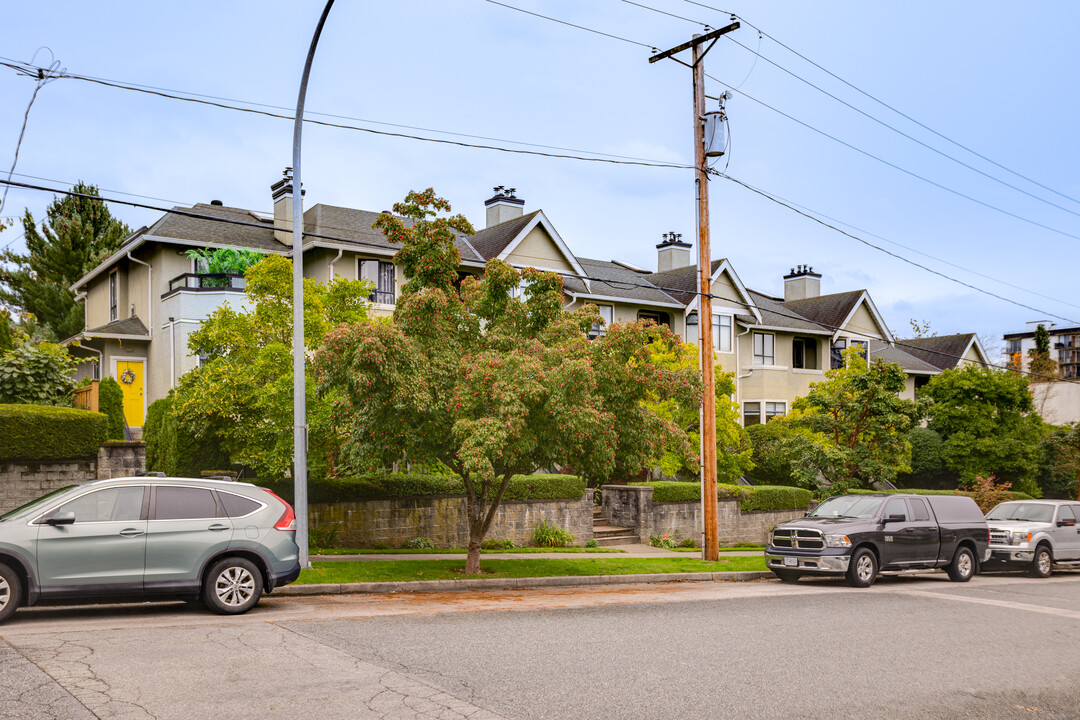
left=274, top=571, right=775, bottom=596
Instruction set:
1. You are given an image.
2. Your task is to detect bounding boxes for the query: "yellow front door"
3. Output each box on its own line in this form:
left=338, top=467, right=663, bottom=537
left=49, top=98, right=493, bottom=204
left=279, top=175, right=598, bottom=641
left=116, top=360, right=145, bottom=427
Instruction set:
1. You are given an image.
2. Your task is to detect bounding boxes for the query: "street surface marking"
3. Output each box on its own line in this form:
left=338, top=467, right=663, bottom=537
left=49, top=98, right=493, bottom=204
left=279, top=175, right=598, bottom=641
left=892, top=588, right=1080, bottom=620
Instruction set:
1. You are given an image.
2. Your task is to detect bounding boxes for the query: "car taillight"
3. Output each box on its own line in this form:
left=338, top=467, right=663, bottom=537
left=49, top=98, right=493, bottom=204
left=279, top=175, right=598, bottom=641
left=263, top=488, right=296, bottom=531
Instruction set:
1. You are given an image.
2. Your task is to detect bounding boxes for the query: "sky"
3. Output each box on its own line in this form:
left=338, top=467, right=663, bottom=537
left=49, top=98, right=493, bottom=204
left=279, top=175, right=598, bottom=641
left=3, top=1, right=1079, bottom=355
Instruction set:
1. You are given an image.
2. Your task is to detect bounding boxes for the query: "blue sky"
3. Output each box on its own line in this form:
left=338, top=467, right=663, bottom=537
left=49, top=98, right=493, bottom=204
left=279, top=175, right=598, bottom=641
left=3, top=1, right=1079, bottom=353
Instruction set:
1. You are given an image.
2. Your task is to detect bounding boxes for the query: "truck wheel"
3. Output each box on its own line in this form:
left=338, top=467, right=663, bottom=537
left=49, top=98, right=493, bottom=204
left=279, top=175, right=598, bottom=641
left=946, top=546, right=975, bottom=582
left=846, top=547, right=878, bottom=588
left=773, top=569, right=801, bottom=583
left=1029, top=545, right=1053, bottom=578
left=0, top=562, right=22, bottom=625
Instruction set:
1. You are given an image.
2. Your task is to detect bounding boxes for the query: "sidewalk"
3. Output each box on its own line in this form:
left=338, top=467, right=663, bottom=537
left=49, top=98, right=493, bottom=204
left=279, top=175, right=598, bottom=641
left=311, top=544, right=764, bottom=562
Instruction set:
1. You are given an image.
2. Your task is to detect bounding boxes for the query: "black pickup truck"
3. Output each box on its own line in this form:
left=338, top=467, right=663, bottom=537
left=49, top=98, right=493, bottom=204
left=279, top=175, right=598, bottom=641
left=765, top=493, right=990, bottom=587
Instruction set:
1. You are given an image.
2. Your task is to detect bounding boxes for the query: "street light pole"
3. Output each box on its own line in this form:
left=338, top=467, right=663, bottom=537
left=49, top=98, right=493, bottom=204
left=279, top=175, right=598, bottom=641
left=292, top=0, right=336, bottom=568
left=650, top=21, right=739, bottom=563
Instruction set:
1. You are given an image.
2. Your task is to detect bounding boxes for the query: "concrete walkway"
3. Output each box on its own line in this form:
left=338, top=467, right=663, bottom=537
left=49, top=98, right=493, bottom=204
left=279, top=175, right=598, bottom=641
left=312, top=544, right=764, bottom=561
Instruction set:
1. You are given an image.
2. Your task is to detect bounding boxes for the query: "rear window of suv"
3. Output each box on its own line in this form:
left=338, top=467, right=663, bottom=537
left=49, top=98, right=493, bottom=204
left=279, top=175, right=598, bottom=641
left=219, top=492, right=261, bottom=518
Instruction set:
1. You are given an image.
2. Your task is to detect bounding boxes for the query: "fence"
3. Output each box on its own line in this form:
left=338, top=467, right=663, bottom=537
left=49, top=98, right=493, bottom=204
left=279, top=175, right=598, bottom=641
left=72, top=380, right=99, bottom=412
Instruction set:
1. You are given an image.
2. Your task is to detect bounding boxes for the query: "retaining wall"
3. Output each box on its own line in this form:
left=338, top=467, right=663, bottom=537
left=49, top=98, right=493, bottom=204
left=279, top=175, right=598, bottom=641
left=601, top=484, right=807, bottom=545
left=0, top=442, right=147, bottom=512
left=310, top=492, right=594, bottom=548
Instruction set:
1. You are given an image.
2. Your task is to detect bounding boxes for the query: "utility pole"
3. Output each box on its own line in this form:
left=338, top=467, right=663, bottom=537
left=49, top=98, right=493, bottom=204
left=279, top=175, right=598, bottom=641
left=650, top=21, right=739, bottom=562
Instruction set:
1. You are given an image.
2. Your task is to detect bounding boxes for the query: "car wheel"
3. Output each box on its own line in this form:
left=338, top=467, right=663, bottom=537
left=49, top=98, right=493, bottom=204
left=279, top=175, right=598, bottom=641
left=203, top=557, right=263, bottom=615
left=1029, top=545, right=1053, bottom=579
left=0, top=562, right=22, bottom=625
left=846, top=547, right=878, bottom=588
left=773, top=569, right=802, bottom=583
left=946, top=546, right=975, bottom=582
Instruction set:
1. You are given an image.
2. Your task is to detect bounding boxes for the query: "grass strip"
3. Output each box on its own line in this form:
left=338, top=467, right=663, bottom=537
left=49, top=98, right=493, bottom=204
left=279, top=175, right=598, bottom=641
left=297, top=556, right=768, bottom=584
left=312, top=546, right=626, bottom=555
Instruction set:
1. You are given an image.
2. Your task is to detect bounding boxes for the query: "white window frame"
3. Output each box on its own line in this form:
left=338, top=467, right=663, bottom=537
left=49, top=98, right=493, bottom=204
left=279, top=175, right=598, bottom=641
left=358, top=259, right=396, bottom=305
left=713, top=314, right=733, bottom=353
left=753, top=332, right=775, bottom=365
left=742, top=401, right=762, bottom=426
left=590, top=304, right=614, bottom=338
left=765, top=401, right=787, bottom=422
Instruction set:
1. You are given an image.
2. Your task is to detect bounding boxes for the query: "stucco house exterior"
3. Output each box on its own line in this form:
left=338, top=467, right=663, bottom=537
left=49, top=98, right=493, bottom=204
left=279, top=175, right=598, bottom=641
left=65, top=172, right=986, bottom=432
left=1001, top=321, right=1080, bottom=424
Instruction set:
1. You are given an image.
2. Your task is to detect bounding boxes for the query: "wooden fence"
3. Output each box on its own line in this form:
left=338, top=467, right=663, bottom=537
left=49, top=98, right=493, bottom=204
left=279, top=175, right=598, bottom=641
left=72, top=380, right=99, bottom=412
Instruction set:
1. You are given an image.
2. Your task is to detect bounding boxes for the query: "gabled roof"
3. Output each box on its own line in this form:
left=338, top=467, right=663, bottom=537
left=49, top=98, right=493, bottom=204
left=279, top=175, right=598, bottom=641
left=303, top=204, right=485, bottom=263
left=746, top=290, right=831, bottom=334
left=568, top=258, right=682, bottom=306
left=868, top=340, right=941, bottom=375
left=896, top=333, right=986, bottom=371
left=782, top=290, right=865, bottom=332
left=646, top=260, right=723, bottom=305
left=62, top=315, right=151, bottom=345
left=147, top=203, right=284, bottom=252
left=470, top=211, right=540, bottom=260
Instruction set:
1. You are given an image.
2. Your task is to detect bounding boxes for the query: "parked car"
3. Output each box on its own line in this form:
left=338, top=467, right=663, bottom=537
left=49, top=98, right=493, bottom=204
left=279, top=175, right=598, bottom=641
left=0, top=477, right=300, bottom=624
left=765, top=493, right=990, bottom=587
left=984, top=499, right=1080, bottom=577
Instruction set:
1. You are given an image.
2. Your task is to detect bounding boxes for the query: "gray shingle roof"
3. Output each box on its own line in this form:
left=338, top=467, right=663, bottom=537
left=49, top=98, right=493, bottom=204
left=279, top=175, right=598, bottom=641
left=781, top=290, right=865, bottom=331
left=469, top=211, right=540, bottom=260
left=894, top=334, right=978, bottom=370
left=644, top=260, right=725, bottom=305
left=869, top=340, right=941, bottom=374
left=303, top=204, right=484, bottom=262
left=148, top=204, right=284, bottom=252
left=746, top=290, right=831, bottom=333
left=572, top=258, right=680, bottom=305
left=87, top=316, right=149, bottom=337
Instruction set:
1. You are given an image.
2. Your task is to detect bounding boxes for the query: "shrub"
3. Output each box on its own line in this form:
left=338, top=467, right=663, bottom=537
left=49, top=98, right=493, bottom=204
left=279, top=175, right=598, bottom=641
left=142, top=395, right=229, bottom=477
left=308, top=521, right=342, bottom=550
left=678, top=537, right=698, bottom=548
left=846, top=487, right=1034, bottom=502
left=404, top=536, right=435, bottom=549
left=584, top=539, right=599, bottom=549
left=98, top=376, right=126, bottom=440
left=0, top=404, right=106, bottom=461
left=650, top=533, right=677, bottom=549
left=481, top=538, right=515, bottom=550
left=0, top=343, right=76, bottom=406
left=532, top=520, right=573, bottom=548
left=629, top=481, right=812, bottom=511
left=257, top=473, right=585, bottom=504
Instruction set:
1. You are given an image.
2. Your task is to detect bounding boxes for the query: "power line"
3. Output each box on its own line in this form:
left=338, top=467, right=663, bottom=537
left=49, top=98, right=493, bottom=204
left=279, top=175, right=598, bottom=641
left=482, top=0, right=657, bottom=49
left=684, top=0, right=1080, bottom=208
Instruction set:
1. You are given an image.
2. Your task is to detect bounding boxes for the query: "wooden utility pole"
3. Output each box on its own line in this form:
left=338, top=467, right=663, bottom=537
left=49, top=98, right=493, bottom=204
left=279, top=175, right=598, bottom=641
left=651, top=21, right=739, bottom=562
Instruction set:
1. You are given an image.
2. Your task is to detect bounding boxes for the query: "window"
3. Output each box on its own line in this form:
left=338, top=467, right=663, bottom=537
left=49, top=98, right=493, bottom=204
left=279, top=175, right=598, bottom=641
left=753, top=333, right=774, bottom=365
left=713, top=315, right=733, bottom=352
left=1058, top=505, right=1077, bottom=524
left=743, top=402, right=761, bottom=426
left=510, top=279, right=530, bottom=300
left=53, top=487, right=144, bottom=523
left=883, top=497, right=907, bottom=521
left=830, top=339, right=847, bottom=369
left=219, top=492, right=262, bottom=518
left=1005, top=339, right=1021, bottom=355
left=907, top=498, right=930, bottom=522
left=685, top=312, right=699, bottom=345
left=765, top=402, right=786, bottom=422
left=638, top=310, right=671, bottom=329
left=154, top=486, right=219, bottom=520
left=851, top=340, right=868, bottom=359
left=109, top=271, right=118, bottom=321
left=589, top=304, right=614, bottom=338
left=358, top=259, right=396, bottom=305
left=792, top=337, right=818, bottom=369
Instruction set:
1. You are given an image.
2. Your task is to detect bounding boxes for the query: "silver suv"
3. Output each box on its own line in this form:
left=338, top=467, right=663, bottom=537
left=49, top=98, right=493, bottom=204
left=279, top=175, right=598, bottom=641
left=985, top=499, right=1080, bottom=577
left=0, top=477, right=300, bottom=624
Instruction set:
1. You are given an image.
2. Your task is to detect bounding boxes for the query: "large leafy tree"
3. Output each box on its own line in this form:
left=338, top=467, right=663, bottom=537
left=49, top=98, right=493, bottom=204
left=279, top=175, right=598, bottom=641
left=315, top=189, right=700, bottom=573
left=780, top=349, right=922, bottom=492
left=1036, top=423, right=1080, bottom=499
left=171, top=254, right=372, bottom=479
left=921, top=364, right=1044, bottom=496
left=0, top=183, right=130, bottom=341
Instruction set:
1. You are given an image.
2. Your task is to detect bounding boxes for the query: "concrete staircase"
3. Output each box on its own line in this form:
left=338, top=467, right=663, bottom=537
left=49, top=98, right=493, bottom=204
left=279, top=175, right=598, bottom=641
left=592, top=506, right=638, bottom=546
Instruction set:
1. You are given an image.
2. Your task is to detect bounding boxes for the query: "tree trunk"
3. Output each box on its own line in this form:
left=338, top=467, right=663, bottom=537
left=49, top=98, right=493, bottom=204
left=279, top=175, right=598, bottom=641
left=465, top=527, right=483, bottom=574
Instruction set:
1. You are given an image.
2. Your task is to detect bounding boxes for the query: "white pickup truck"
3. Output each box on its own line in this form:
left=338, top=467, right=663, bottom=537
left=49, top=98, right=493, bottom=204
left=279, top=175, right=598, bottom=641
left=984, top=499, right=1080, bottom=577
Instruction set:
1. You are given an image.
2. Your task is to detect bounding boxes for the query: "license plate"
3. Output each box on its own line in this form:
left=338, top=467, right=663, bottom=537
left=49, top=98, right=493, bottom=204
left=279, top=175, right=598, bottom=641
left=783, top=557, right=798, bottom=567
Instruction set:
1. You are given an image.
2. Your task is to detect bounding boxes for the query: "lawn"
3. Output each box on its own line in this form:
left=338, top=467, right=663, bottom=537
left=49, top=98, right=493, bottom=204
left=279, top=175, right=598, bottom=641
left=312, top=546, right=626, bottom=555
left=297, top=556, right=769, bottom=584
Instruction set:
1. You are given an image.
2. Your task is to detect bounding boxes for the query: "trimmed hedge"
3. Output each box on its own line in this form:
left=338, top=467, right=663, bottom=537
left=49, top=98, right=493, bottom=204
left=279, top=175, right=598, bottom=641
left=258, top=473, right=586, bottom=504
left=0, top=404, right=107, bottom=461
left=847, top=488, right=1035, bottom=501
left=629, top=481, right=813, bottom=511
left=98, top=377, right=126, bottom=440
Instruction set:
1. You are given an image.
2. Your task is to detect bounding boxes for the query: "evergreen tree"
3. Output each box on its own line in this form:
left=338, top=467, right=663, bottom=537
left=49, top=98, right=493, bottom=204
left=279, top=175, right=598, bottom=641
left=1028, top=323, right=1059, bottom=380
left=0, top=183, right=130, bottom=341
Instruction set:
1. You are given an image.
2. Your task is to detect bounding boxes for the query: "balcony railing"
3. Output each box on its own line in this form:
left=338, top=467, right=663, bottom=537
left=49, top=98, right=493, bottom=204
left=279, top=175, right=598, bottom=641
left=162, top=273, right=246, bottom=298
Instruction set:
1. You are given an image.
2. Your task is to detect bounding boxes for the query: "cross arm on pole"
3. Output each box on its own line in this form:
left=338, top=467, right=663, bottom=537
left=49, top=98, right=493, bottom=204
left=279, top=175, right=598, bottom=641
left=648, top=21, right=740, bottom=64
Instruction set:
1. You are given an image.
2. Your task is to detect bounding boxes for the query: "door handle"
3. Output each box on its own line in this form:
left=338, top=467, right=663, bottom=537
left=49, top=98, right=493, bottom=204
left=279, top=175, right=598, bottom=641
left=119, top=528, right=145, bottom=537
left=208, top=524, right=229, bottom=532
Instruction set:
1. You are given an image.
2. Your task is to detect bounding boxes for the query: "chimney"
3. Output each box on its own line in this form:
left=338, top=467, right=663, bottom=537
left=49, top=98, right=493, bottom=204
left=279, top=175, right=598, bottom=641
left=784, top=265, right=822, bottom=301
left=656, top=232, right=692, bottom=273
left=270, top=167, right=304, bottom=245
left=484, top=186, right=525, bottom=228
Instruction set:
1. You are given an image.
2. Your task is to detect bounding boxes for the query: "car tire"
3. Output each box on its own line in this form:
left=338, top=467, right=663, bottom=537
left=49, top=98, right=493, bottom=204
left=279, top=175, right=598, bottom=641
left=203, top=557, right=263, bottom=615
left=846, top=547, right=878, bottom=588
left=1029, top=545, right=1053, bottom=579
left=946, top=546, right=976, bottom=582
left=773, top=569, right=802, bottom=583
left=0, top=562, right=22, bottom=625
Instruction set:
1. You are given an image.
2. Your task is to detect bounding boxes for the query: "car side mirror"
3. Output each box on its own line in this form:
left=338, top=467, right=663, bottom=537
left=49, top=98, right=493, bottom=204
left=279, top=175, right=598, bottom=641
left=882, top=514, right=906, bottom=524
left=1058, top=520, right=1076, bottom=527
left=46, top=512, right=76, bottom=526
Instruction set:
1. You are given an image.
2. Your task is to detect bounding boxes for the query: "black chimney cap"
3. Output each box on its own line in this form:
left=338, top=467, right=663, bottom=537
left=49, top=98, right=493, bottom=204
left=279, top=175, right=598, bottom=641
left=210, top=199, right=224, bottom=206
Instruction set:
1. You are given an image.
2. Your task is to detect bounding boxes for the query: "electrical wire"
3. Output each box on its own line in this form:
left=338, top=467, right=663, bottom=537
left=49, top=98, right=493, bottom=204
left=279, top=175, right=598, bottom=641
left=684, top=0, right=1080, bottom=208
left=0, top=49, right=64, bottom=215
left=482, top=0, right=657, bottom=49
left=1, top=176, right=1069, bottom=383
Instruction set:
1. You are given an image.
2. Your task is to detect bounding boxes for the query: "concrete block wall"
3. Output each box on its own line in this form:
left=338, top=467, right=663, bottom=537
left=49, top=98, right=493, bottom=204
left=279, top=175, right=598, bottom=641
left=310, top=492, right=594, bottom=548
left=96, top=442, right=147, bottom=479
left=0, top=442, right=147, bottom=513
left=601, top=484, right=807, bottom=545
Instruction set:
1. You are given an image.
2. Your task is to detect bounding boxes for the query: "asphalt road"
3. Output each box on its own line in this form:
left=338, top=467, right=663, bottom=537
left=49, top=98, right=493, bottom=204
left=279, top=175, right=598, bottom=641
left=2, top=572, right=1079, bottom=719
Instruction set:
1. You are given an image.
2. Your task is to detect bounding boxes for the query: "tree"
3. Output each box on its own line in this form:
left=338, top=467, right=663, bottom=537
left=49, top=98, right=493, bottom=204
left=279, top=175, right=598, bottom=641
left=908, top=319, right=934, bottom=338
left=0, top=341, right=76, bottom=406
left=1027, top=324, right=1059, bottom=381
left=0, top=310, right=12, bottom=353
left=171, top=254, right=372, bottom=479
left=0, top=183, right=130, bottom=341
left=921, top=365, right=1044, bottom=496
left=785, top=349, right=922, bottom=492
left=645, top=343, right=751, bottom=482
left=895, top=426, right=955, bottom=489
left=1037, top=424, right=1080, bottom=499
left=315, top=189, right=700, bottom=573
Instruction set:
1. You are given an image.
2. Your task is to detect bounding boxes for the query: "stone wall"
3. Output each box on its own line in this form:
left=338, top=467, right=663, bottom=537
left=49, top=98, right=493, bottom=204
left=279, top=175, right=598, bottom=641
left=310, top=493, right=594, bottom=548
left=601, top=485, right=807, bottom=545
left=0, top=442, right=147, bottom=512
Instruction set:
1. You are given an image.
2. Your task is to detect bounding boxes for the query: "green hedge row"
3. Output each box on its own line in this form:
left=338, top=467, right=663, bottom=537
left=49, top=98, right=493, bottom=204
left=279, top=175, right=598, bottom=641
left=258, top=473, right=586, bottom=504
left=0, top=404, right=107, bottom=461
left=629, top=481, right=813, bottom=511
left=847, top=488, right=1035, bottom=501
